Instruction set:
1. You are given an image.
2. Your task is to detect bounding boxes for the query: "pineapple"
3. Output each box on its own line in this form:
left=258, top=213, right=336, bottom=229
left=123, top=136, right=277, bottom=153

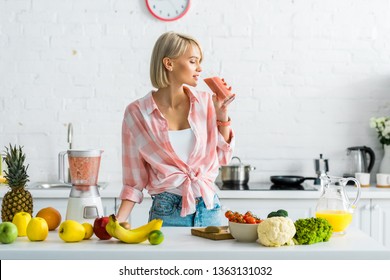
left=1, top=144, right=33, bottom=222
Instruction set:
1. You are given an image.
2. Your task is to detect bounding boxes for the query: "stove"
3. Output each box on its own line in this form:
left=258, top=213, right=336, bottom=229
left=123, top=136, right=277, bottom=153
left=217, top=182, right=319, bottom=191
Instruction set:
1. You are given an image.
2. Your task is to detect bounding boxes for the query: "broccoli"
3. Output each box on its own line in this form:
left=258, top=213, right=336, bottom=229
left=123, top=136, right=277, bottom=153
left=267, top=209, right=288, bottom=218
left=293, top=217, right=333, bottom=245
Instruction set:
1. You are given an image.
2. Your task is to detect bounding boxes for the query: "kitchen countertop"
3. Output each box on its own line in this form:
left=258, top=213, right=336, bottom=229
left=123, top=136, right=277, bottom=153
left=1, top=227, right=389, bottom=260
left=1, top=182, right=390, bottom=199
left=0, top=183, right=120, bottom=199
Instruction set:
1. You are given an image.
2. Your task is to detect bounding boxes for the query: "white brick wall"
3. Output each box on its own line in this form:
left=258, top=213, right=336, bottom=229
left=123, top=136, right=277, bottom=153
left=0, top=0, right=389, bottom=185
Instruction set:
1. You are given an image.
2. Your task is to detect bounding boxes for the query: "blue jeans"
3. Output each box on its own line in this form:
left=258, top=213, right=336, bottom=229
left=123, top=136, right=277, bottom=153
left=149, top=192, right=222, bottom=227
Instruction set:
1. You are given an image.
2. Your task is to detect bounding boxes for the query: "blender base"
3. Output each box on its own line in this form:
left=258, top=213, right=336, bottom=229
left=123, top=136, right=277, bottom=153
left=66, top=196, right=104, bottom=224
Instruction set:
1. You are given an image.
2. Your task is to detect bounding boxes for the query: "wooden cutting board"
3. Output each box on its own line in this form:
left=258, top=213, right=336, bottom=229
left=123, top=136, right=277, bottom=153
left=191, top=226, right=234, bottom=240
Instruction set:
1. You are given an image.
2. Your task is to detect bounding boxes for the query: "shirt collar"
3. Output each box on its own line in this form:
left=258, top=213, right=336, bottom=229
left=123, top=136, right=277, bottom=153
left=144, top=86, right=199, bottom=115
left=184, top=86, right=200, bottom=104
left=144, top=91, right=158, bottom=115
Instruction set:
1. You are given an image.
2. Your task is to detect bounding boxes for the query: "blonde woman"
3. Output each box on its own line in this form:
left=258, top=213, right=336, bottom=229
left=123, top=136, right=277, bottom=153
left=116, top=31, right=235, bottom=227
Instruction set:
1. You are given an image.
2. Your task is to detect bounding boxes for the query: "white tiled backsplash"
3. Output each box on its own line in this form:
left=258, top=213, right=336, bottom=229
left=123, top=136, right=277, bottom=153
left=0, top=0, right=389, bottom=184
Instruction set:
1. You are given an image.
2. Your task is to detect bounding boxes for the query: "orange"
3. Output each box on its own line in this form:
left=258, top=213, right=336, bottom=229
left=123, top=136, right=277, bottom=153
left=36, top=207, right=62, bottom=231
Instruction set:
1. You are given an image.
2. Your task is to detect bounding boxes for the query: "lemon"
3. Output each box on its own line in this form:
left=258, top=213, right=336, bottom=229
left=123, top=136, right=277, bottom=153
left=0, top=176, right=7, bottom=184
left=82, top=223, right=94, bottom=240
left=148, top=230, right=164, bottom=245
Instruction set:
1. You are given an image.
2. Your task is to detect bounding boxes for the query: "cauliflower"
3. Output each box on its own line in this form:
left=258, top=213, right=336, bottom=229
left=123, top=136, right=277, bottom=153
left=257, top=216, right=296, bottom=247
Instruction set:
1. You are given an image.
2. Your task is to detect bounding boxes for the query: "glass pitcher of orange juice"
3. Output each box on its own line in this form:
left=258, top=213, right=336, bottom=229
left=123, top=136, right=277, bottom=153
left=315, top=174, right=361, bottom=235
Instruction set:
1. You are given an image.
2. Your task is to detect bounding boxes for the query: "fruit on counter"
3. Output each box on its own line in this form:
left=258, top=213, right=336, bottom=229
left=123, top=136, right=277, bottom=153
left=105, top=214, right=163, bottom=244
left=119, top=221, right=131, bottom=230
left=0, top=176, right=7, bottom=184
left=0, top=222, right=18, bottom=244
left=1, top=144, right=33, bottom=222
left=58, top=220, right=86, bottom=242
left=26, top=217, right=49, bottom=241
left=204, top=226, right=221, bottom=233
left=148, top=230, right=164, bottom=245
left=293, top=217, right=333, bottom=245
left=93, top=216, right=112, bottom=240
left=267, top=209, right=288, bottom=218
left=0, top=151, right=6, bottom=183
left=82, top=223, right=94, bottom=240
left=225, top=210, right=263, bottom=224
left=12, top=211, right=32, bottom=236
left=36, top=207, right=62, bottom=231
left=257, top=216, right=296, bottom=247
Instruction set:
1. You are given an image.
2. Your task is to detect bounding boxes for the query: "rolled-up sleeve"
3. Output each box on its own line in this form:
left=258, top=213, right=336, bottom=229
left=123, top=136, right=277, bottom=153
left=217, top=127, right=235, bottom=165
left=120, top=109, right=149, bottom=203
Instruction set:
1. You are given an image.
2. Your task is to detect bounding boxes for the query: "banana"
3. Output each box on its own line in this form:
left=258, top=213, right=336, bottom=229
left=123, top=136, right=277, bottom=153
left=106, top=214, right=163, bottom=244
left=105, top=218, right=118, bottom=239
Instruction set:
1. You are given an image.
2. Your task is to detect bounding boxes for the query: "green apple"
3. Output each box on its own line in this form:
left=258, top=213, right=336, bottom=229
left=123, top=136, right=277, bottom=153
left=0, top=222, right=18, bottom=244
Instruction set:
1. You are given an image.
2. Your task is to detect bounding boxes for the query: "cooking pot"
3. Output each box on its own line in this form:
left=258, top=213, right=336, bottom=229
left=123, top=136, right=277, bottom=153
left=220, top=156, right=255, bottom=185
left=270, top=175, right=316, bottom=186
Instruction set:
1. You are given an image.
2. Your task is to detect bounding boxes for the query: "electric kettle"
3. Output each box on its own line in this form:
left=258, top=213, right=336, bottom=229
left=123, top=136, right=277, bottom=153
left=344, top=146, right=375, bottom=177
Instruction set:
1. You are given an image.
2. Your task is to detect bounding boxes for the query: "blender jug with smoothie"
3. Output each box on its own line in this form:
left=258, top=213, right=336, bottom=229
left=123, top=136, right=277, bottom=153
left=59, top=149, right=104, bottom=224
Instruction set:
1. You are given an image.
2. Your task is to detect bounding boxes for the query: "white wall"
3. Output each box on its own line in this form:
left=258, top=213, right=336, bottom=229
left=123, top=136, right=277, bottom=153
left=0, top=0, right=389, bottom=185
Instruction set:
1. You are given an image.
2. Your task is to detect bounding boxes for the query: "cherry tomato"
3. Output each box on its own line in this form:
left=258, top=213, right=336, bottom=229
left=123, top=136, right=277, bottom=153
left=225, top=210, right=233, bottom=219
left=245, top=211, right=253, bottom=217
left=245, top=216, right=256, bottom=224
left=226, top=210, right=264, bottom=224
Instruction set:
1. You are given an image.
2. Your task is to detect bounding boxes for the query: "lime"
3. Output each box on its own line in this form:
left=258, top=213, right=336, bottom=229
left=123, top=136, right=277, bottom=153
left=148, top=230, right=164, bottom=245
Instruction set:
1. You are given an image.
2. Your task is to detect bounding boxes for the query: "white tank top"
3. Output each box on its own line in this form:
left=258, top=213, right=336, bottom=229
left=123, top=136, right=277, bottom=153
left=167, top=128, right=200, bottom=197
left=168, top=128, right=195, bottom=163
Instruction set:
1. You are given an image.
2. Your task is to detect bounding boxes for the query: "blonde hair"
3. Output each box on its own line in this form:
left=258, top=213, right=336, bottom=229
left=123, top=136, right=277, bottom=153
left=150, top=31, right=203, bottom=89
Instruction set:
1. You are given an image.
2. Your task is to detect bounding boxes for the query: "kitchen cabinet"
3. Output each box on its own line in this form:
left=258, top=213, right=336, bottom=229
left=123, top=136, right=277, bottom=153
left=349, top=198, right=371, bottom=236
left=371, top=199, right=390, bottom=248
left=128, top=198, right=153, bottom=226
left=346, top=198, right=390, bottom=247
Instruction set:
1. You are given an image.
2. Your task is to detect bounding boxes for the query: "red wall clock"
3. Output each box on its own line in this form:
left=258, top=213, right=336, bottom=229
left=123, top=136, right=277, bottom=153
left=146, top=0, right=191, bottom=22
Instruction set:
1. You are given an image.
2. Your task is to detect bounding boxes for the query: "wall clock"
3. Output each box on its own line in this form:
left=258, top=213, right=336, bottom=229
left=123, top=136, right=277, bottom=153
left=146, top=0, right=191, bottom=22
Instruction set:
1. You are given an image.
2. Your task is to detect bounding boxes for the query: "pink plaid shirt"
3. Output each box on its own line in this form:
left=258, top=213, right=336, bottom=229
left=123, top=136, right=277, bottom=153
left=120, top=87, right=235, bottom=217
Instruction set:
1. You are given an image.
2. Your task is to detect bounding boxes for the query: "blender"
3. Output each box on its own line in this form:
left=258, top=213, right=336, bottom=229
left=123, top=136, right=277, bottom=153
left=59, top=149, right=104, bottom=224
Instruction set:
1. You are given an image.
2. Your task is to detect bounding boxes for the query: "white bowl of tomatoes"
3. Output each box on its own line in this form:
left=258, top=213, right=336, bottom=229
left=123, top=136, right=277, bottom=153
left=225, top=211, right=263, bottom=242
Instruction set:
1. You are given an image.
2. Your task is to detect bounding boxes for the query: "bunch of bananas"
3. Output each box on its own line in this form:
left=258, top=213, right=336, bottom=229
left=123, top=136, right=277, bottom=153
left=105, top=214, right=163, bottom=244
